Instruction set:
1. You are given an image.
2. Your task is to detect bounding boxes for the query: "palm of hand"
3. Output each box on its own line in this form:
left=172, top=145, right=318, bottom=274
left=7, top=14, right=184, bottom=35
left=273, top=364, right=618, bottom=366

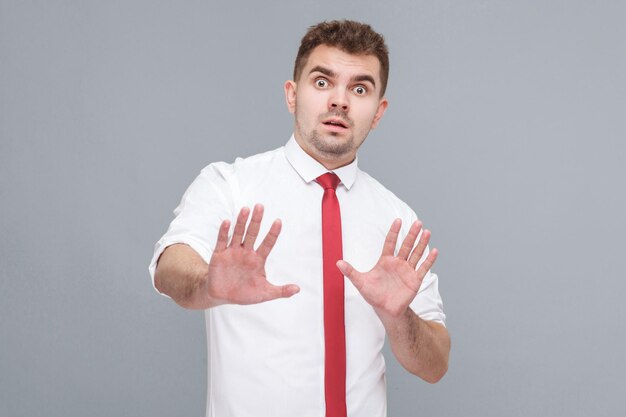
left=207, top=205, right=299, bottom=306
left=355, top=255, right=425, bottom=317
left=338, top=219, right=438, bottom=319
left=208, top=245, right=270, bottom=304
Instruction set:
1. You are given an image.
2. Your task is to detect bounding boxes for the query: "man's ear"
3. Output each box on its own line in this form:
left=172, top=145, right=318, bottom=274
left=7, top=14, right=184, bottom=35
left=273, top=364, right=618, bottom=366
left=370, top=98, right=389, bottom=129
left=284, top=80, right=297, bottom=114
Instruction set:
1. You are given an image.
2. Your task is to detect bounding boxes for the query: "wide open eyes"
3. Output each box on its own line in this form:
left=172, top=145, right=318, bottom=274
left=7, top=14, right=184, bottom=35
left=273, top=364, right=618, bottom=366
left=353, top=85, right=367, bottom=95
left=315, top=78, right=329, bottom=88
left=314, top=78, right=368, bottom=96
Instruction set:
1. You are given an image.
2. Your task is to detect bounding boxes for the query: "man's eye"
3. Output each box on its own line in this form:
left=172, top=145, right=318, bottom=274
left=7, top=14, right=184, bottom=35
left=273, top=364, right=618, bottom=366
left=353, top=85, right=367, bottom=95
left=316, top=79, right=328, bottom=88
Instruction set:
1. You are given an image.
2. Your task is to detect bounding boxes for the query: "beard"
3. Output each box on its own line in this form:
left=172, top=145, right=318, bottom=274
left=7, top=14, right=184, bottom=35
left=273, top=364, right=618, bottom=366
left=308, top=130, right=355, bottom=157
left=295, top=107, right=360, bottom=161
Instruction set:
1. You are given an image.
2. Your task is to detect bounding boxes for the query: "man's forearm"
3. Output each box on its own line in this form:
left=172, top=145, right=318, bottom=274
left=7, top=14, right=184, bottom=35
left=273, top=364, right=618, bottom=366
left=154, top=244, right=212, bottom=309
left=378, top=307, right=450, bottom=383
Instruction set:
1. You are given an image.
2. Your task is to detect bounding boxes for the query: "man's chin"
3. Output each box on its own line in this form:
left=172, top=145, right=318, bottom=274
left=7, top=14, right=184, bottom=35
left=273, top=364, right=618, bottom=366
left=312, top=141, right=354, bottom=158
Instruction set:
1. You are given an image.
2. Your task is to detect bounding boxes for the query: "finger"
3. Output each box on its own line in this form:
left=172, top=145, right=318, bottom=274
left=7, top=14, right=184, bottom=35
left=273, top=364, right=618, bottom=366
left=260, top=283, right=300, bottom=302
left=214, top=219, right=231, bottom=252
left=256, top=219, right=282, bottom=260
left=230, top=207, right=250, bottom=247
left=397, top=221, right=422, bottom=260
left=337, top=260, right=364, bottom=291
left=408, top=229, right=431, bottom=269
left=381, top=218, right=402, bottom=257
left=415, top=248, right=438, bottom=280
left=242, top=204, right=264, bottom=249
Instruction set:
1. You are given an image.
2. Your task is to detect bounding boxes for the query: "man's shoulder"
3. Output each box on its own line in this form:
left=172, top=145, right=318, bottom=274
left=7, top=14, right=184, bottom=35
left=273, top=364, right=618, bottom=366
left=355, top=169, right=417, bottom=219
left=199, top=145, right=286, bottom=179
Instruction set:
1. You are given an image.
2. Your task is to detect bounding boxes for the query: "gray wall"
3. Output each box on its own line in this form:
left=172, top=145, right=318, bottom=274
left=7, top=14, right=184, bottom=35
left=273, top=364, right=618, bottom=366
left=2, top=1, right=625, bottom=416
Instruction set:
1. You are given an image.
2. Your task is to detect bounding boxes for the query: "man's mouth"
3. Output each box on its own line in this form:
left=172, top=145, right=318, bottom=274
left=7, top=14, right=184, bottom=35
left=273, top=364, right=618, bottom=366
left=322, top=118, right=349, bottom=129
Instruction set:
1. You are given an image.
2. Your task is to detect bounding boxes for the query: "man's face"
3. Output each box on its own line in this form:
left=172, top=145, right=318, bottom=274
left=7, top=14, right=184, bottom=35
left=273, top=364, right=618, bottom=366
left=284, top=45, right=388, bottom=169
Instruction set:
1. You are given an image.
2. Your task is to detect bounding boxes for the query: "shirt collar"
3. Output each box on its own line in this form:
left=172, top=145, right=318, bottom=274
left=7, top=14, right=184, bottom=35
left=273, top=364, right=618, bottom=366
left=284, top=134, right=358, bottom=190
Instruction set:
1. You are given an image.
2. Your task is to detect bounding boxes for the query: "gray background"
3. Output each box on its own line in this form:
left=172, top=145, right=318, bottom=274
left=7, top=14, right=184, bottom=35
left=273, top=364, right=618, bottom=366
left=1, top=0, right=625, bottom=416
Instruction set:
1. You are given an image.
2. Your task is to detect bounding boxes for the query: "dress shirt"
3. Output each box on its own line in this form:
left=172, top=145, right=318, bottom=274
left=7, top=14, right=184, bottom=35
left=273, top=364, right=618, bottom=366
left=149, top=135, right=446, bottom=417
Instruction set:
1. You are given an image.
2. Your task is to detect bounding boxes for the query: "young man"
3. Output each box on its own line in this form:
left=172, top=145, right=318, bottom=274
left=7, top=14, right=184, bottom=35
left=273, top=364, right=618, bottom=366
left=150, top=20, right=450, bottom=417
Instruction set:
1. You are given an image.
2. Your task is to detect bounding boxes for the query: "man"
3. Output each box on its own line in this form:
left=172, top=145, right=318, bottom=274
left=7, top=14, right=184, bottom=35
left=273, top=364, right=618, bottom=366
left=150, top=20, right=450, bottom=417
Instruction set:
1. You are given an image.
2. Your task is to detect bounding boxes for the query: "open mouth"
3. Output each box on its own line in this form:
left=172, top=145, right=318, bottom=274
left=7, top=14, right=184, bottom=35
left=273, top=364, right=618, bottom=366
left=322, top=119, right=348, bottom=129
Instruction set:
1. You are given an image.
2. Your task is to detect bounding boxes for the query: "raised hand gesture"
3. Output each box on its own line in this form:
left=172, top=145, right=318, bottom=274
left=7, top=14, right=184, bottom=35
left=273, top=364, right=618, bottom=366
left=207, top=204, right=300, bottom=306
left=337, top=219, right=438, bottom=321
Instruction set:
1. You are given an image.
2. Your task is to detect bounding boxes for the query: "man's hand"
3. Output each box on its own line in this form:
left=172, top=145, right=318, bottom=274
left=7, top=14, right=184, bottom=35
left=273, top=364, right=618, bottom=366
left=337, top=219, right=448, bottom=382
left=337, top=219, right=438, bottom=321
left=207, top=204, right=300, bottom=306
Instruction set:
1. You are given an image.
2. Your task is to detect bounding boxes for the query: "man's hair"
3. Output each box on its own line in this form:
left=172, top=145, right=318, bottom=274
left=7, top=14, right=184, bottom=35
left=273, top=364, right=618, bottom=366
left=293, top=20, right=390, bottom=96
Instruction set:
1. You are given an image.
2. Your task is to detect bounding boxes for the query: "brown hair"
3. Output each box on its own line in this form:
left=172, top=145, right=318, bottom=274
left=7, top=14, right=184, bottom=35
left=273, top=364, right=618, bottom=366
left=293, top=20, right=390, bottom=96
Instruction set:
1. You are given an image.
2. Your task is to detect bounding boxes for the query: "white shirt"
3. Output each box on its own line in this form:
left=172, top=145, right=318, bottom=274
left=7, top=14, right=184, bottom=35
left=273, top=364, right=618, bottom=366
left=149, top=136, right=446, bottom=417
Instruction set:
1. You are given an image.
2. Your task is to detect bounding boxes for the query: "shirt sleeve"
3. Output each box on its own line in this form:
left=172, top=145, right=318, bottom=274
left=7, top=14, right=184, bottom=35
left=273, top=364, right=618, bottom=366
left=404, top=210, right=447, bottom=326
left=148, top=163, right=234, bottom=297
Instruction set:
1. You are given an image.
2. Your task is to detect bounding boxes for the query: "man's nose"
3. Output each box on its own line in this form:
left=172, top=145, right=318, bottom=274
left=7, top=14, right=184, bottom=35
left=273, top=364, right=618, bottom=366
left=329, top=89, right=349, bottom=112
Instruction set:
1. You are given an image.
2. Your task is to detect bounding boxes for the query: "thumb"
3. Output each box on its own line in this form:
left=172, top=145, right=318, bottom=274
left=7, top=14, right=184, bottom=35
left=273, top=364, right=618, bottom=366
left=337, top=260, right=363, bottom=288
left=262, top=282, right=300, bottom=303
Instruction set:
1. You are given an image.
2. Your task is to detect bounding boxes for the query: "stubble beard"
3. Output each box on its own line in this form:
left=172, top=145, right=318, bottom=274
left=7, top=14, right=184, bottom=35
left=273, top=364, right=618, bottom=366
left=308, top=129, right=355, bottom=159
left=295, top=108, right=359, bottom=162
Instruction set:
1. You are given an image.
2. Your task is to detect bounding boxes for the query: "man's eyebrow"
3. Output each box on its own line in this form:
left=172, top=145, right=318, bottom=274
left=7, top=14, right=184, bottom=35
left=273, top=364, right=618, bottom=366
left=351, top=74, right=376, bottom=87
left=309, top=65, right=336, bottom=78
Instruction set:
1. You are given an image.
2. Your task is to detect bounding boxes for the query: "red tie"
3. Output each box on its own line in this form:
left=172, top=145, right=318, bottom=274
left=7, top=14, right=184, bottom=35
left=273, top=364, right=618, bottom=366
left=316, top=172, right=346, bottom=417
